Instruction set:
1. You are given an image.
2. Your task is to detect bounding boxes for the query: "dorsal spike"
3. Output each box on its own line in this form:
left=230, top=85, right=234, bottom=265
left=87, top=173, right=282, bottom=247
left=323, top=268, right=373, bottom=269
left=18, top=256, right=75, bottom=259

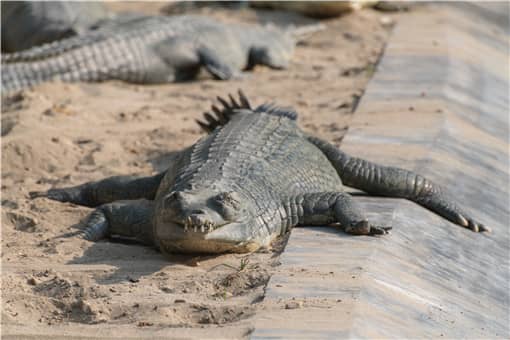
left=216, top=96, right=231, bottom=110
left=238, top=90, right=251, bottom=109
left=197, top=90, right=298, bottom=133
left=203, top=112, right=217, bottom=124
left=211, top=105, right=227, bottom=123
left=229, top=94, right=240, bottom=108
left=195, top=119, right=213, bottom=133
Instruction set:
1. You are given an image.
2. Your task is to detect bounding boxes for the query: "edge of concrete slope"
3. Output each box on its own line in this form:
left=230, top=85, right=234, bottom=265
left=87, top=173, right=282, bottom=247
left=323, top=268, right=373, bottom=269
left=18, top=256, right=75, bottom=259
left=252, top=3, right=509, bottom=339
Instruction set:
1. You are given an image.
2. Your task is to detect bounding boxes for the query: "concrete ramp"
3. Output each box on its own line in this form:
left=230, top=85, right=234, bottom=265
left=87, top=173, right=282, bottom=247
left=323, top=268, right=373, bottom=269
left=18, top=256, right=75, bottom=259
left=253, top=4, right=509, bottom=338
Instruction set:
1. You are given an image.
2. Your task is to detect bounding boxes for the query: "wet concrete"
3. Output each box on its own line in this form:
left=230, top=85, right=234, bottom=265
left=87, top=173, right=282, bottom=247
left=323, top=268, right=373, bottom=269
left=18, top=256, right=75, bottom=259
left=253, top=3, right=509, bottom=339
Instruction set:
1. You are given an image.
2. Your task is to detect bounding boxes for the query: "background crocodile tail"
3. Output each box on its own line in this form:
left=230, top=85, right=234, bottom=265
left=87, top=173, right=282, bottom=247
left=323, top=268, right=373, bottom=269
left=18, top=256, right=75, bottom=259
left=2, top=34, right=105, bottom=64
left=2, top=63, right=45, bottom=93
left=1, top=39, right=142, bottom=94
left=2, top=56, right=103, bottom=94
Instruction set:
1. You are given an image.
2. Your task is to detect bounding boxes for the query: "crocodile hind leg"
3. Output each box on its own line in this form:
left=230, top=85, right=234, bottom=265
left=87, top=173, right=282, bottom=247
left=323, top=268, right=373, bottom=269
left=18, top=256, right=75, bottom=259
left=82, top=199, right=155, bottom=244
left=287, top=192, right=391, bottom=236
left=308, top=136, right=489, bottom=232
left=30, top=172, right=165, bottom=207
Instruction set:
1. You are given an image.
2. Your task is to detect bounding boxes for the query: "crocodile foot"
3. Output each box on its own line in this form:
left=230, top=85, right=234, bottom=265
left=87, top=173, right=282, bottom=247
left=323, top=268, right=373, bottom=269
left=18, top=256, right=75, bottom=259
left=81, top=210, right=109, bottom=241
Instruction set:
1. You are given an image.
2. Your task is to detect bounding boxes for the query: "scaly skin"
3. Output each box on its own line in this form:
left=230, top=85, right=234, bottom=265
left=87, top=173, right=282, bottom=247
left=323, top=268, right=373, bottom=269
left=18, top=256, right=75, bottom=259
left=1, top=15, right=295, bottom=94
left=306, top=136, right=489, bottom=232
left=1, top=1, right=110, bottom=53
left=30, top=91, right=488, bottom=255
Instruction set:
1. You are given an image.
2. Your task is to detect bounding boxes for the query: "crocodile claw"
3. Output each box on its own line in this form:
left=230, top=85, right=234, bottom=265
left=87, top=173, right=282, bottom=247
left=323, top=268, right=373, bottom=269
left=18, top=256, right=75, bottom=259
left=29, top=189, right=68, bottom=201
left=451, top=211, right=490, bottom=233
left=29, top=187, right=84, bottom=205
left=466, top=218, right=491, bottom=233
left=29, top=190, right=46, bottom=199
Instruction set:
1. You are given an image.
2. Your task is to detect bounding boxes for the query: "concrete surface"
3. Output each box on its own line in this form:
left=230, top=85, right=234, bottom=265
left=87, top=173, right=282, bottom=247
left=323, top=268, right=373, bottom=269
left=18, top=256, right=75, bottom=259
left=253, top=3, right=509, bottom=339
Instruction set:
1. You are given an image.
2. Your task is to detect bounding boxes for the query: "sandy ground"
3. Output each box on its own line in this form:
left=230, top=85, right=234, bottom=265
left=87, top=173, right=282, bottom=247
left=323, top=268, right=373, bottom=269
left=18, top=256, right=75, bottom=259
left=1, top=4, right=395, bottom=338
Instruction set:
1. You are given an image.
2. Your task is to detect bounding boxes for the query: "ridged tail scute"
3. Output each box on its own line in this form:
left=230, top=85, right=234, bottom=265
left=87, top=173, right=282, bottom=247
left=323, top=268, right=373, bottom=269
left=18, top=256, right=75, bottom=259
left=2, top=33, right=106, bottom=63
left=196, top=90, right=252, bottom=133
left=196, top=89, right=298, bottom=133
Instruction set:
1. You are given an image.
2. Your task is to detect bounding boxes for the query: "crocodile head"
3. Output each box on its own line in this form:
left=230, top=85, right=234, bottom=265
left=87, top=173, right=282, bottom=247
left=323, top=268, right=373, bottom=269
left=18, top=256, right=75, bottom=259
left=246, top=23, right=325, bottom=69
left=244, top=27, right=295, bottom=70
left=154, top=188, right=264, bottom=254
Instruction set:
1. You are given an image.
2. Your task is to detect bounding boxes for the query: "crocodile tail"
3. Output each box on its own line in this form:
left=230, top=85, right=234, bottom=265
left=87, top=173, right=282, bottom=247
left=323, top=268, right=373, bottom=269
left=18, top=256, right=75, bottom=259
left=1, top=56, right=79, bottom=94
left=1, top=63, right=45, bottom=94
left=2, top=33, right=106, bottom=63
left=196, top=90, right=298, bottom=133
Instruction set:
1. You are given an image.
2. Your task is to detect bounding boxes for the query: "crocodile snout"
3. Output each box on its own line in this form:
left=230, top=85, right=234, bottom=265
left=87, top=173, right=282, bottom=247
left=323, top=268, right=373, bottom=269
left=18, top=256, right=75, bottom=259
left=161, top=191, right=222, bottom=233
left=182, top=213, right=215, bottom=233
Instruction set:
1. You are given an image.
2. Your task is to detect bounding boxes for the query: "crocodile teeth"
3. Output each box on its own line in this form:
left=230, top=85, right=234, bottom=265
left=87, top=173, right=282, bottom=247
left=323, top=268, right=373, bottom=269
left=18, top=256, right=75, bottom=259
left=201, top=225, right=205, bottom=233
left=194, top=225, right=197, bottom=232
left=184, top=224, right=188, bottom=232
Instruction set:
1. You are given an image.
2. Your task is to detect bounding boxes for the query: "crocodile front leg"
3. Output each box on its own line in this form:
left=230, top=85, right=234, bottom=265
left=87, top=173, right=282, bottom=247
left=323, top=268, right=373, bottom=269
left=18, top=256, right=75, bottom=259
left=82, top=199, right=154, bottom=244
left=30, top=172, right=165, bottom=207
left=197, top=46, right=236, bottom=80
left=284, top=192, right=391, bottom=235
left=152, top=37, right=237, bottom=81
left=308, top=136, right=489, bottom=232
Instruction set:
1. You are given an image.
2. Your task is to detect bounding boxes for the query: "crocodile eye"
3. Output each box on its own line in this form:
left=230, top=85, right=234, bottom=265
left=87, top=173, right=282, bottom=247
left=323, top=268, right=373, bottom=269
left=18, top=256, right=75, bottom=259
left=215, top=192, right=241, bottom=209
left=164, top=191, right=182, bottom=207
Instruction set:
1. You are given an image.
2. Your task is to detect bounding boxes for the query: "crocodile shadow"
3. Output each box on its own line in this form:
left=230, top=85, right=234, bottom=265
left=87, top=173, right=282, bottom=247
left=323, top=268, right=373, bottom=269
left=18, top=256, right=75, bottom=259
left=64, top=220, right=222, bottom=284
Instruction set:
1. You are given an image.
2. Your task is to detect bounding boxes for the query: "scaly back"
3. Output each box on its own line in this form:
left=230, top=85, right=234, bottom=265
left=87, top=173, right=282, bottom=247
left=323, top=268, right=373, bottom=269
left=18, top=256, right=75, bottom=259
left=172, top=91, right=343, bottom=200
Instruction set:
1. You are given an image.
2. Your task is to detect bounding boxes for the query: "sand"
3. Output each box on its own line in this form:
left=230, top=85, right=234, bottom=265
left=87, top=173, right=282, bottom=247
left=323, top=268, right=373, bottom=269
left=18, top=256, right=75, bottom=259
left=1, top=4, right=394, bottom=339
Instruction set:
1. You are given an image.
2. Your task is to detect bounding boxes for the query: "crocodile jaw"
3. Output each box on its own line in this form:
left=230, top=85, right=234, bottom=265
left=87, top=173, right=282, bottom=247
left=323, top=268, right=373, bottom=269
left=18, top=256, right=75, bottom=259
left=159, top=238, right=261, bottom=254
left=181, top=216, right=217, bottom=233
left=155, top=220, right=264, bottom=254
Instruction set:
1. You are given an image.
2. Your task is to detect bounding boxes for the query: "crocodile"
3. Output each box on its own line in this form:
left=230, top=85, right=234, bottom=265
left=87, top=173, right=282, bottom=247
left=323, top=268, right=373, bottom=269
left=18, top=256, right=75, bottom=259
left=30, top=91, right=489, bottom=254
left=1, top=15, right=299, bottom=94
left=1, top=1, right=111, bottom=53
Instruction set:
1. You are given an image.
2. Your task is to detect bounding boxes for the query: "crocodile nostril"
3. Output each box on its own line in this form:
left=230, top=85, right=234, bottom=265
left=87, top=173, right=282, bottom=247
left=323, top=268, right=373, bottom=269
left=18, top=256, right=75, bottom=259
left=190, top=209, right=205, bottom=215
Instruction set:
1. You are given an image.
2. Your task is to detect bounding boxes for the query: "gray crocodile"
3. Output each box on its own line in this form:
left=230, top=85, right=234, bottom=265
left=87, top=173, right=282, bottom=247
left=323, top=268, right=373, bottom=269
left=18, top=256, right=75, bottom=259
left=1, top=1, right=111, bottom=53
left=1, top=15, right=298, bottom=94
left=30, top=91, right=489, bottom=254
